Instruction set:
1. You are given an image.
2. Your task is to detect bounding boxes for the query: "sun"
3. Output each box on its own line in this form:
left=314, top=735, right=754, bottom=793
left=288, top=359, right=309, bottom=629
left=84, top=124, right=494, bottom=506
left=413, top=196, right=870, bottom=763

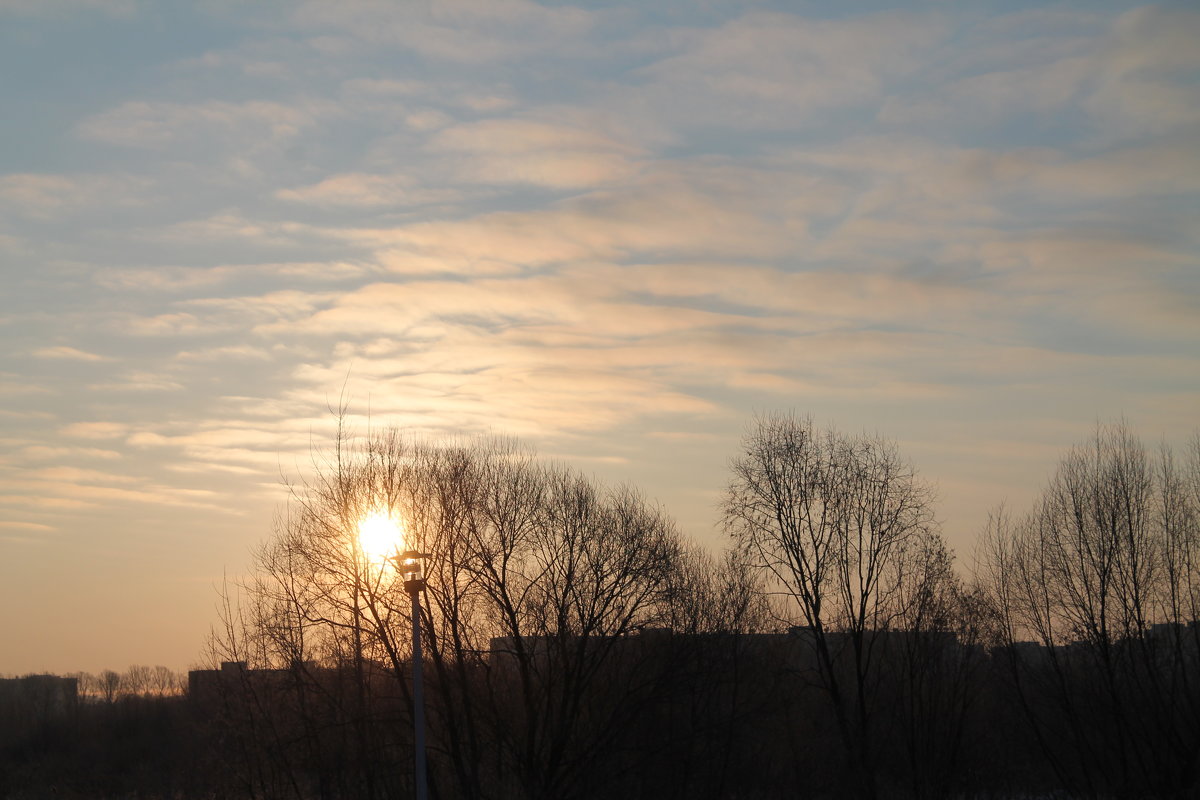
left=357, top=509, right=403, bottom=567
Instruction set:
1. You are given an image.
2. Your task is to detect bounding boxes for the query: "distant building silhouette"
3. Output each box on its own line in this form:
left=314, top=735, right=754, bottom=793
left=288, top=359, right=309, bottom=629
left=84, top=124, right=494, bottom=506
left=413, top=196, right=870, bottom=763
left=0, top=674, right=78, bottom=716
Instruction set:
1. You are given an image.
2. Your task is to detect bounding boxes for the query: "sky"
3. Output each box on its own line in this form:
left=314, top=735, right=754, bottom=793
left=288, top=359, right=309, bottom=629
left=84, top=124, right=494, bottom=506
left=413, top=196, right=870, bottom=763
left=1, top=0, right=1197, bottom=676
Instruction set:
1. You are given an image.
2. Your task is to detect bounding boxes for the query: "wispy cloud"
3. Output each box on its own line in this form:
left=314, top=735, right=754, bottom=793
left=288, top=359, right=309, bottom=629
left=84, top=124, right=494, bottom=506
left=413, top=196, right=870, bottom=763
left=630, top=11, right=946, bottom=129
left=0, top=0, right=135, bottom=16
left=20, top=445, right=123, bottom=460
left=87, top=373, right=185, bottom=392
left=32, top=346, right=112, bottom=361
left=0, top=173, right=150, bottom=220
left=426, top=117, right=644, bottom=188
left=290, top=0, right=595, bottom=62
left=59, top=422, right=131, bottom=439
left=78, top=99, right=332, bottom=149
left=276, top=173, right=463, bottom=208
left=93, top=262, right=369, bottom=292
left=0, top=378, right=52, bottom=396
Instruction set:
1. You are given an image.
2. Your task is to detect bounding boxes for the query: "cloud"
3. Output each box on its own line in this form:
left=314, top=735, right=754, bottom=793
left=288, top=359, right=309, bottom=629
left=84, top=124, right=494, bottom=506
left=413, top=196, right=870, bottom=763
left=230, top=256, right=1006, bottom=440
left=290, top=0, right=595, bottom=62
left=164, top=461, right=264, bottom=476
left=1081, top=6, right=1200, bottom=141
left=59, top=422, right=130, bottom=439
left=0, top=409, right=53, bottom=421
left=646, top=431, right=719, bottom=442
left=20, top=446, right=122, bottom=460
left=93, top=261, right=368, bottom=292
left=128, top=213, right=330, bottom=250
left=120, top=422, right=317, bottom=473
left=283, top=363, right=718, bottom=438
left=0, top=0, right=135, bottom=15
left=87, top=373, right=185, bottom=392
left=768, top=134, right=1200, bottom=304
left=276, top=173, right=462, bottom=208
left=406, top=109, right=453, bottom=131
left=32, top=346, right=112, bottom=361
left=973, top=233, right=1200, bottom=342
left=177, top=289, right=338, bottom=325
left=28, top=467, right=138, bottom=484
left=0, top=521, right=55, bottom=531
left=630, top=10, right=946, bottom=130
left=0, top=494, right=97, bottom=510
left=77, top=99, right=331, bottom=149
left=434, top=118, right=630, bottom=156
left=105, top=287, right=336, bottom=339
left=276, top=274, right=747, bottom=340
left=879, top=55, right=1093, bottom=128
left=128, top=427, right=288, bottom=449
left=1027, top=142, right=1200, bottom=199
left=326, top=160, right=824, bottom=274
left=875, top=7, right=1104, bottom=130
left=339, top=77, right=428, bottom=98
left=0, top=378, right=52, bottom=396
left=339, top=76, right=516, bottom=115
left=876, top=5, right=1200, bottom=145
left=106, top=311, right=216, bottom=337
left=174, top=345, right=274, bottom=362
left=3, top=476, right=228, bottom=512
left=0, top=173, right=150, bottom=219
left=426, top=117, right=643, bottom=188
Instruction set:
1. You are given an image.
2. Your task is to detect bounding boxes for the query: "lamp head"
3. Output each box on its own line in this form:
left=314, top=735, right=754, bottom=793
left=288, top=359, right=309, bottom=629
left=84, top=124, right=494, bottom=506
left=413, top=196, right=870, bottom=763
left=396, top=549, right=430, bottom=594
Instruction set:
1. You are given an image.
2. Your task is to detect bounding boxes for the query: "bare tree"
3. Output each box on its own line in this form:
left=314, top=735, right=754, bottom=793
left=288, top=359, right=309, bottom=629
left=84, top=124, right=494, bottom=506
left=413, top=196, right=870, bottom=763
left=149, top=665, right=182, bottom=696
left=209, top=426, right=698, bottom=800
left=722, top=412, right=946, bottom=799
left=980, top=422, right=1200, bottom=798
left=122, top=665, right=153, bottom=697
left=888, top=538, right=992, bottom=798
left=98, top=670, right=121, bottom=705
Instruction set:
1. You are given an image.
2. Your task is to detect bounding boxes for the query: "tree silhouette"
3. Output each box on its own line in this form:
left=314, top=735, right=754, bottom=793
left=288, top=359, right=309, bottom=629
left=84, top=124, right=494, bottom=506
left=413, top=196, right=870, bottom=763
left=981, top=422, right=1200, bottom=797
left=209, top=426, right=706, bottom=800
left=722, top=412, right=970, bottom=799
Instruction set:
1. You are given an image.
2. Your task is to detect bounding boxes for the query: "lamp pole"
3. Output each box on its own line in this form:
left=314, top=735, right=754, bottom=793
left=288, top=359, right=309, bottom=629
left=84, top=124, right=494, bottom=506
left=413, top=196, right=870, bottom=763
left=399, top=550, right=430, bottom=800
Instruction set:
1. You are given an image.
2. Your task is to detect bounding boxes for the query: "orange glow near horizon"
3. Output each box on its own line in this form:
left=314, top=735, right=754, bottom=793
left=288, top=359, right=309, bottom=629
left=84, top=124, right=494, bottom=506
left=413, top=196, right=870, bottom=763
left=357, top=510, right=404, bottom=568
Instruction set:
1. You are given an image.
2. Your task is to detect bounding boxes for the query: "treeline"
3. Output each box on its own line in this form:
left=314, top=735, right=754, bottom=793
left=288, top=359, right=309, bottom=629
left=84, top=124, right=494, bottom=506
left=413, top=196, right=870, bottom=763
left=70, top=665, right=187, bottom=702
left=0, top=669, right=198, bottom=799
left=2, top=417, right=1196, bottom=799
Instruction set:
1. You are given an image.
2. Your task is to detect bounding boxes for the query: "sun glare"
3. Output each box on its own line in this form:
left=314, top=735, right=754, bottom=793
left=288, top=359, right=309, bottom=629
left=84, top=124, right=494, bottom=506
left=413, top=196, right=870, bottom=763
left=357, top=510, right=403, bottom=567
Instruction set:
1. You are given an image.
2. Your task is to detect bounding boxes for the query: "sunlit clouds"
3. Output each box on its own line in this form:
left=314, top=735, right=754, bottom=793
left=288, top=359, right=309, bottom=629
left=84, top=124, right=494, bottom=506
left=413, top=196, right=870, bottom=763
left=1, top=0, right=1197, bottom=674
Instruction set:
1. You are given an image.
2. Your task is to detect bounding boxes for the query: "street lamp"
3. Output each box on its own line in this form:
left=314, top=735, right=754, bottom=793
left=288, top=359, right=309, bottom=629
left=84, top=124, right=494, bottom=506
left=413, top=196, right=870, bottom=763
left=395, top=549, right=431, bottom=800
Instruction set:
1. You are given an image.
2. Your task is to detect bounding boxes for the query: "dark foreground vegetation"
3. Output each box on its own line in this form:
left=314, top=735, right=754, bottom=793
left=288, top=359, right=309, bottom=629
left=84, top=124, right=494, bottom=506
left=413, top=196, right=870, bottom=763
left=3, top=416, right=1197, bottom=799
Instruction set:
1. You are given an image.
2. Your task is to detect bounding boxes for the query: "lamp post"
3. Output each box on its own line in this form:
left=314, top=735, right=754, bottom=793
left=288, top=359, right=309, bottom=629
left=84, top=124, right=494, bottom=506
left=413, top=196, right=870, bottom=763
left=396, top=549, right=430, bottom=800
